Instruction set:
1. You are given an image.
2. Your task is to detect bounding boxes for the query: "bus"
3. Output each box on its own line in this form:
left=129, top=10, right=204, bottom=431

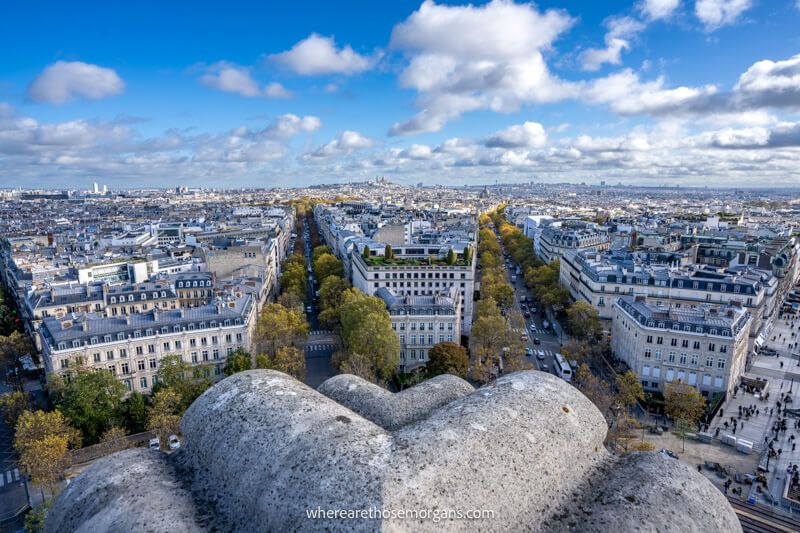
left=554, top=353, right=572, bottom=382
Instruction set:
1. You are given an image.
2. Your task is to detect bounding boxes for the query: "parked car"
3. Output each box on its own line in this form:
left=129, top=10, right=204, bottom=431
left=530, top=307, right=537, bottom=313
left=660, top=448, right=679, bottom=460
left=525, top=348, right=534, bottom=357
left=520, top=333, right=528, bottom=341
left=168, top=435, right=181, bottom=450
left=148, top=437, right=160, bottom=450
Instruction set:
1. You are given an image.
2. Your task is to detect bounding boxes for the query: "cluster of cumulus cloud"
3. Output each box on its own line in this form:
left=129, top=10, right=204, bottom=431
left=2, top=0, right=800, bottom=187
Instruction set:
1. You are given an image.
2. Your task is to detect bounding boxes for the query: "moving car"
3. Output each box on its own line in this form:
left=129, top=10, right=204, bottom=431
left=536, top=350, right=545, bottom=360
left=525, top=348, right=534, bottom=357
left=533, top=337, right=541, bottom=345
left=529, top=324, right=537, bottom=332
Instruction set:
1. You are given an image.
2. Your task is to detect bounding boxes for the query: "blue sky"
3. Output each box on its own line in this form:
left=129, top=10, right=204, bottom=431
left=1, top=0, right=799, bottom=188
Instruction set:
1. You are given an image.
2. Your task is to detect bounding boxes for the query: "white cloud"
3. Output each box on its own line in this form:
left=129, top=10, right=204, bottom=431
left=695, top=0, right=753, bottom=31
left=199, top=62, right=291, bottom=98
left=28, top=61, right=125, bottom=104
left=389, top=0, right=575, bottom=135
left=485, top=121, right=547, bottom=148
left=583, top=69, right=718, bottom=115
left=271, top=34, right=374, bottom=76
left=638, top=0, right=681, bottom=20
left=580, top=17, right=645, bottom=72
left=261, top=114, right=322, bottom=139
left=304, top=130, right=374, bottom=159
left=733, top=54, right=800, bottom=108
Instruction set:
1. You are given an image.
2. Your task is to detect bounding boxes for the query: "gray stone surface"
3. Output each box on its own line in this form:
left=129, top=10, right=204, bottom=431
left=44, top=448, right=204, bottom=533
left=318, top=373, right=474, bottom=430
left=45, top=369, right=742, bottom=533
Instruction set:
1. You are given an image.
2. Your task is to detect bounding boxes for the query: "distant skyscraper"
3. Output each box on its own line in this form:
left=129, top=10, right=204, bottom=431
left=600, top=180, right=606, bottom=187
left=93, top=182, right=99, bottom=194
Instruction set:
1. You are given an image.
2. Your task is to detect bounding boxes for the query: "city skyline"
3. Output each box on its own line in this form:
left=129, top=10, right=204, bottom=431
left=1, top=0, right=800, bottom=188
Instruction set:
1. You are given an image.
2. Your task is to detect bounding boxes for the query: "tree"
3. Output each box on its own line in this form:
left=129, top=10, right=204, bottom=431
left=362, top=245, right=370, bottom=260
left=147, top=388, right=182, bottom=448
left=0, top=390, right=28, bottom=426
left=446, top=248, right=456, bottom=265
left=255, top=303, right=309, bottom=356
left=50, top=370, right=126, bottom=445
left=223, top=348, right=252, bottom=376
left=384, top=244, right=394, bottom=261
left=334, top=350, right=376, bottom=382
left=463, top=246, right=473, bottom=266
left=313, top=253, right=343, bottom=281
left=259, top=346, right=306, bottom=380
left=98, top=426, right=129, bottom=456
left=337, top=289, right=399, bottom=381
left=664, top=382, right=706, bottom=452
left=154, top=354, right=212, bottom=413
left=427, top=342, right=468, bottom=378
left=664, top=382, right=706, bottom=424
left=14, top=410, right=81, bottom=491
left=120, top=392, right=148, bottom=434
left=319, top=275, right=350, bottom=312
left=615, top=370, right=645, bottom=411
left=312, top=245, right=333, bottom=263
left=24, top=500, right=50, bottom=533
left=0, top=330, right=34, bottom=370
left=567, top=301, right=603, bottom=340
left=574, top=364, right=613, bottom=416
left=480, top=251, right=500, bottom=269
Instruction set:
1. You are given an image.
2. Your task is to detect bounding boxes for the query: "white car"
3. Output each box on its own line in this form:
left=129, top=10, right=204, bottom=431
left=168, top=435, right=181, bottom=450
left=529, top=324, right=537, bottom=331
left=148, top=437, right=160, bottom=450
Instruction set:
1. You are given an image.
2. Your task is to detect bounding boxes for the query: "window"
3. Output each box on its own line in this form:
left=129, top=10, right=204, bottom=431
left=121, top=362, right=129, bottom=374
left=174, top=340, right=182, bottom=349
left=690, top=354, right=698, bottom=366
left=670, top=338, right=678, bottom=347
left=135, top=346, right=144, bottom=355
left=137, top=360, right=146, bottom=371
left=708, top=343, right=716, bottom=352
left=679, top=353, right=687, bottom=365
left=654, top=350, right=662, bottom=360
left=93, top=353, right=102, bottom=363
left=646, top=335, right=653, bottom=344
left=139, top=377, right=148, bottom=389
left=148, top=344, right=156, bottom=354
left=120, top=348, right=127, bottom=358
left=149, top=358, right=157, bottom=369
left=693, top=341, right=700, bottom=350
left=668, top=351, right=676, bottom=363
left=202, top=350, right=209, bottom=361
left=720, top=345, right=728, bottom=353
left=717, top=358, right=726, bottom=369
left=163, top=342, right=171, bottom=351
left=644, top=349, right=652, bottom=359
left=107, top=350, right=114, bottom=360
left=681, top=340, right=689, bottom=348
left=191, top=352, right=198, bottom=363
left=656, top=337, right=663, bottom=345
left=706, top=357, right=713, bottom=367
left=61, top=358, right=70, bottom=369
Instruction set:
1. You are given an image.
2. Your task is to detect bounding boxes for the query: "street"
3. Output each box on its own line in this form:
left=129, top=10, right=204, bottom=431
left=0, top=382, right=29, bottom=533
left=496, top=239, right=566, bottom=376
left=300, top=216, right=336, bottom=387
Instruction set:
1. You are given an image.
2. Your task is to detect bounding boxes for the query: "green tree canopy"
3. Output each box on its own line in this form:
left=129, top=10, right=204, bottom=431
left=14, top=409, right=81, bottom=490
left=49, top=370, right=126, bottom=445
left=664, top=382, right=706, bottom=426
left=255, top=303, right=309, bottom=356
left=567, top=301, right=603, bottom=340
left=120, top=392, right=148, bottom=434
left=313, top=253, right=343, bottom=281
left=337, top=289, right=399, bottom=381
left=427, top=342, right=468, bottom=378
left=0, top=390, right=28, bottom=427
left=223, top=348, right=253, bottom=376
left=312, top=245, right=333, bottom=263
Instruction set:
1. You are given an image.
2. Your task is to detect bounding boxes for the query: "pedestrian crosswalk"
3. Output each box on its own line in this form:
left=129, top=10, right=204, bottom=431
left=309, top=330, right=332, bottom=336
left=306, top=344, right=335, bottom=352
left=0, top=468, right=20, bottom=487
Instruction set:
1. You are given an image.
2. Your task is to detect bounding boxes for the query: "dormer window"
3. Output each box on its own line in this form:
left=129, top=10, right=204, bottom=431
left=128, top=295, right=134, bottom=302
left=117, top=333, right=125, bottom=340
left=58, top=342, right=66, bottom=350
left=90, top=337, right=99, bottom=345
left=174, top=325, right=181, bottom=332
left=145, top=328, right=153, bottom=336
left=161, top=291, right=167, bottom=298
left=178, top=281, right=183, bottom=288
left=161, top=326, right=168, bottom=334
left=709, top=328, right=717, bottom=336
left=153, top=292, right=159, bottom=299
left=134, top=330, right=141, bottom=338
left=104, top=335, right=112, bottom=343
left=141, top=293, right=147, bottom=300
left=110, top=297, right=116, bottom=304
left=72, top=340, right=80, bottom=348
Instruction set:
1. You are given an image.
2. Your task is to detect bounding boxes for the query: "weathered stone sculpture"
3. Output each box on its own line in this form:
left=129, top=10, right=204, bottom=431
left=46, top=370, right=741, bottom=532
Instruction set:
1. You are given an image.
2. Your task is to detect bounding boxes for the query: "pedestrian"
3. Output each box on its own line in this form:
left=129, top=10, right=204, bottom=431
left=794, top=443, right=797, bottom=452
left=779, top=449, right=783, bottom=456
